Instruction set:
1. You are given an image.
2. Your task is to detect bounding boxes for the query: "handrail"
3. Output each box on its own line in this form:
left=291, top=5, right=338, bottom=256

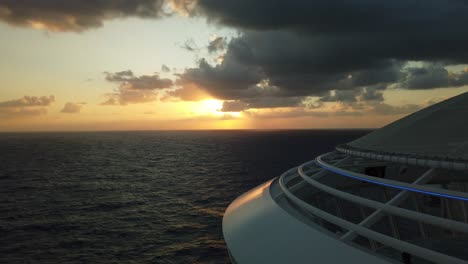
left=316, top=153, right=468, bottom=202
left=341, top=168, right=435, bottom=242
left=297, top=162, right=468, bottom=234
left=278, top=170, right=468, bottom=264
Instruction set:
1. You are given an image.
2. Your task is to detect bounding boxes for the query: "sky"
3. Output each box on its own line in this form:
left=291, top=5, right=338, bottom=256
left=0, top=0, right=467, bottom=131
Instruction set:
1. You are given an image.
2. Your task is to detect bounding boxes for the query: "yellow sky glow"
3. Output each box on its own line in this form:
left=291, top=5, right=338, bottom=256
left=0, top=16, right=467, bottom=131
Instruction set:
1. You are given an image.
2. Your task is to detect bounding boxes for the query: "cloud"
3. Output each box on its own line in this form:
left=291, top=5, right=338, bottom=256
left=197, top=1, right=468, bottom=46
left=220, top=96, right=302, bottom=112
left=0, top=95, right=55, bottom=107
left=173, top=31, right=409, bottom=109
left=207, top=36, right=226, bottom=53
left=0, top=0, right=178, bottom=32
left=104, top=70, right=172, bottom=90
left=243, top=100, right=423, bottom=120
left=166, top=0, right=468, bottom=116
left=399, top=64, right=468, bottom=89
left=102, top=70, right=173, bottom=105
left=167, top=0, right=197, bottom=16
left=319, top=90, right=360, bottom=103
left=101, top=88, right=159, bottom=105
left=245, top=96, right=302, bottom=109
left=0, top=95, right=55, bottom=117
left=174, top=34, right=398, bottom=111
left=370, top=103, right=422, bottom=116
left=193, top=0, right=468, bottom=77
left=164, top=85, right=211, bottom=101
left=360, top=87, right=385, bottom=102
left=61, top=102, right=85, bottom=113
left=221, top=100, right=249, bottom=112
left=319, top=87, right=385, bottom=104
left=161, top=64, right=171, bottom=72
left=244, top=108, right=330, bottom=119
left=176, top=58, right=264, bottom=100
left=180, top=38, right=199, bottom=52
left=0, top=108, right=48, bottom=117
left=13, top=1, right=465, bottom=117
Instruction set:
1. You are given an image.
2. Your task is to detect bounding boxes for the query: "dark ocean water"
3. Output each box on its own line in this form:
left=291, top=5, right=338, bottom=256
left=0, top=130, right=370, bottom=264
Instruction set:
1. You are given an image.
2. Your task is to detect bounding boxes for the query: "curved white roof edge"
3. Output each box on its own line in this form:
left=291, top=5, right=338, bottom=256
left=222, top=179, right=392, bottom=264
left=347, top=91, right=468, bottom=163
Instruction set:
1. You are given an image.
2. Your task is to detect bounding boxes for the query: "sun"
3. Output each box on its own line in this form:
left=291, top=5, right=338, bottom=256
left=190, top=99, right=222, bottom=115
left=202, top=99, right=223, bottom=113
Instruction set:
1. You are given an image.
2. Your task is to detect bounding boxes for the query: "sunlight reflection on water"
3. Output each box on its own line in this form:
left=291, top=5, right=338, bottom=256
left=0, top=130, right=369, bottom=263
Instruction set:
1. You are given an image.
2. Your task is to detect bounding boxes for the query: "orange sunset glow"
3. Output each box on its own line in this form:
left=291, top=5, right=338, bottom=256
left=0, top=1, right=467, bottom=132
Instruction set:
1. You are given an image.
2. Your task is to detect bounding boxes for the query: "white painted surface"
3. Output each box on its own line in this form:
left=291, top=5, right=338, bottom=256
left=348, top=92, right=468, bottom=161
left=222, top=179, right=391, bottom=264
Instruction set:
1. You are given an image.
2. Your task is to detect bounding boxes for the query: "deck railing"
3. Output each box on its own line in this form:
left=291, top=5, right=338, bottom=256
left=277, top=151, right=468, bottom=264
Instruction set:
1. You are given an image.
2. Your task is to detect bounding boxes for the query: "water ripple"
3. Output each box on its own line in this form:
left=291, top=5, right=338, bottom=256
left=0, top=130, right=369, bottom=263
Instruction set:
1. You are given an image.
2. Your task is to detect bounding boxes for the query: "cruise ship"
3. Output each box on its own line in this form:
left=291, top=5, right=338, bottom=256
left=223, top=92, right=468, bottom=264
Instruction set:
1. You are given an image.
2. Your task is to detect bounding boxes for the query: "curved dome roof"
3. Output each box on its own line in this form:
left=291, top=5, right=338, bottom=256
left=346, top=92, right=468, bottom=162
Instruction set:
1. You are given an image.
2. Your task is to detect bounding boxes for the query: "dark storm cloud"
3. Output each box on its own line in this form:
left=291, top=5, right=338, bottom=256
left=197, top=0, right=468, bottom=38
left=174, top=29, right=422, bottom=106
left=400, top=65, right=468, bottom=89
left=319, top=90, right=360, bottom=103
left=360, top=87, right=384, bottom=102
left=170, top=0, right=468, bottom=113
left=105, top=70, right=173, bottom=90
left=210, top=29, right=465, bottom=93
left=225, top=31, right=408, bottom=76
left=176, top=58, right=264, bottom=100
left=195, top=0, right=468, bottom=67
left=0, top=0, right=169, bottom=32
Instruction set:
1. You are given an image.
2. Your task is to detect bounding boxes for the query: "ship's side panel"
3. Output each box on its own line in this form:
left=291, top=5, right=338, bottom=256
left=222, top=179, right=391, bottom=264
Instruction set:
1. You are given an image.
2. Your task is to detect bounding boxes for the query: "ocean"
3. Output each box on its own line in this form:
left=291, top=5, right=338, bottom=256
left=0, top=130, right=370, bottom=264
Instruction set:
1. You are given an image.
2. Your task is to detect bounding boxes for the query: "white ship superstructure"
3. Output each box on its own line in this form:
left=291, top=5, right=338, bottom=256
left=223, top=92, right=468, bottom=264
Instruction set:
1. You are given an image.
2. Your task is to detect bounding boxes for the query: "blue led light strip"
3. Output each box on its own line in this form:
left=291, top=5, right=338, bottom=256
left=316, top=162, right=468, bottom=202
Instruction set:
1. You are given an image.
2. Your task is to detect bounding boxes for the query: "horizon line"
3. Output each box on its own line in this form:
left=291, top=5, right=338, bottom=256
left=0, top=128, right=377, bottom=133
